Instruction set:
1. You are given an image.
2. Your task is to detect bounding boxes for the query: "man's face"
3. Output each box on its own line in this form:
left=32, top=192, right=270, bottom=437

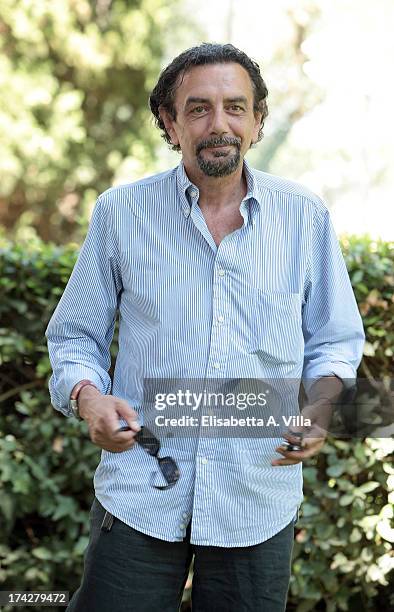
left=160, top=62, right=262, bottom=178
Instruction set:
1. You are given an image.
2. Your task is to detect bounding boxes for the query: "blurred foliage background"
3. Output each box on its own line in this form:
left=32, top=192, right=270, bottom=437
left=0, top=0, right=193, bottom=244
left=1, top=0, right=394, bottom=245
left=1, top=0, right=393, bottom=610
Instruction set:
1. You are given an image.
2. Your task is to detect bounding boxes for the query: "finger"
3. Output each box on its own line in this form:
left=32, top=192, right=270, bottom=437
left=112, top=421, right=140, bottom=435
left=92, top=437, right=135, bottom=453
left=275, top=446, right=308, bottom=460
left=119, top=420, right=141, bottom=433
left=271, top=457, right=301, bottom=466
left=128, top=421, right=141, bottom=433
left=274, top=440, right=325, bottom=462
left=107, top=443, right=135, bottom=453
left=114, top=427, right=138, bottom=438
left=116, top=425, right=133, bottom=433
left=277, top=440, right=323, bottom=454
left=283, top=433, right=325, bottom=448
left=271, top=444, right=309, bottom=465
left=282, top=431, right=305, bottom=443
left=274, top=444, right=318, bottom=460
left=107, top=432, right=138, bottom=450
left=115, top=401, right=141, bottom=427
left=277, top=439, right=307, bottom=451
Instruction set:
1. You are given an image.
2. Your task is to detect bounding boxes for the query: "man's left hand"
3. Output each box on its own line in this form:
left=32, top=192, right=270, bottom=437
left=271, top=399, right=333, bottom=466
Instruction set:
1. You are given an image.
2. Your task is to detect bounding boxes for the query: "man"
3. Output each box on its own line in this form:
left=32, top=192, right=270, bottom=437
left=45, top=43, right=365, bottom=612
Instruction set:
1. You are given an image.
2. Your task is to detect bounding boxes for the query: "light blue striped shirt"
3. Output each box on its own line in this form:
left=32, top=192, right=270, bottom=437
left=45, top=159, right=365, bottom=546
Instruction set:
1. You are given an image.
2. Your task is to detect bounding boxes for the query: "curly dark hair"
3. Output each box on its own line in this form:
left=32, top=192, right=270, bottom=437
left=149, top=43, right=269, bottom=151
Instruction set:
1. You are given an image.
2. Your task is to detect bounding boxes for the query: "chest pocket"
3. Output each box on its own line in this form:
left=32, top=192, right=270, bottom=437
left=251, top=291, right=303, bottom=366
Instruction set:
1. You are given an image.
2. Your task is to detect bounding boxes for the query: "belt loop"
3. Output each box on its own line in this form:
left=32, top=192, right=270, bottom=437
left=101, top=510, right=115, bottom=532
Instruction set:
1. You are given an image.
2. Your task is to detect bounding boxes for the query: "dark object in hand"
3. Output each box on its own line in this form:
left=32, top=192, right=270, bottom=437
left=117, top=425, right=180, bottom=489
left=282, top=431, right=304, bottom=452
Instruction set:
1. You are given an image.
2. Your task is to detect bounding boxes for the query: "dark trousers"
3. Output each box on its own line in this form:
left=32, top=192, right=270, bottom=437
left=67, top=497, right=295, bottom=612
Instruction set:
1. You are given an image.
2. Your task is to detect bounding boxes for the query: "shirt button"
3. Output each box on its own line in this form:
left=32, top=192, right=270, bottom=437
left=182, top=513, right=188, bottom=519
left=213, top=362, right=220, bottom=369
left=190, top=189, right=198, bottom=198
left=201, top=457, right=208, bottom=464
left=179, top=523, right=186, bottom=529
left=217, top=315, right=224, bottom=323
left=217, top=269, right=226, bottom=276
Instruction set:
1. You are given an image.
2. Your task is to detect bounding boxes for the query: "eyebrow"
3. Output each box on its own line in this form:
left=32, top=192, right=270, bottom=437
left=184, top=96, right=249, bottom=108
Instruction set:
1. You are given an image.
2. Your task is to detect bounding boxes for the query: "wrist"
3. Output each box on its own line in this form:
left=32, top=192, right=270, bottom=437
left=78, top=385, right=101, bottom=418
left=307, top=376, right=344, bottom=405
left=312, top=398, right=332, bottom=407
left=69, top=379, right=100, bottom=420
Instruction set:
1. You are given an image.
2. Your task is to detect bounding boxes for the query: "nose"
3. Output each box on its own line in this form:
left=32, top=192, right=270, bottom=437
left=209, top=106, right=229, bottom=135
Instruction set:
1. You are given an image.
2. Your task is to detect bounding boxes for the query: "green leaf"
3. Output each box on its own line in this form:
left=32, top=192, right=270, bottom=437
left=296, top=600, right=318, bottom=612
left=73, top=536, right=89, bottom=556
left=0, top=494, right=15, bottom=522
left=339, top=494, right=354, bottom=506
left=352, top=270, right=364, bottom=284
left=12, top=473, right=31, bottom=495
left=327, top=464, right=346, bottom=477
left=357, top=481, right=380, bottom=494
left=32, top=547, right=52, bottom=560
left=52, top=496, right=77, bottom=521
left=301, top=503, right=320, bottom=517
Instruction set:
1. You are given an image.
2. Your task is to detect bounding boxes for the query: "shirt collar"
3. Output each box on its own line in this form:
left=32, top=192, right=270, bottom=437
left=175, top=158, right=262, bottom=224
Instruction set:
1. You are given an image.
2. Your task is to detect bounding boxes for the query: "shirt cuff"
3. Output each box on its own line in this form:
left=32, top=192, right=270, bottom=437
left=302, top=362, right=358, bottom=400
left=49, top=367, right=112, bottom=417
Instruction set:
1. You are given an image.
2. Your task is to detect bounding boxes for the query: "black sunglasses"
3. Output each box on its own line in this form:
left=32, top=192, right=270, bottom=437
left=117, top=425, right=180, bottom=490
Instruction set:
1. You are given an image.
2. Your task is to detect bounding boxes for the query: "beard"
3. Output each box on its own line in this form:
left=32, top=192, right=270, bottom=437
left=196, top=136, right=242, bottom=177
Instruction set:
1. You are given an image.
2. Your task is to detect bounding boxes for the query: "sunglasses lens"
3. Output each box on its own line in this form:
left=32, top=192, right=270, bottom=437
left=158, top=457, right=180, bottom=484
left=136, top=428, right=180, bottom=489
left=136, top=427, right=160, bottom=456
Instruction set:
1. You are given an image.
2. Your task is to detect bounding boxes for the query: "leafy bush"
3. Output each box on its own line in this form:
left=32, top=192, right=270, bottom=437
left=342, top=235, right=393, bottom=380
left=289, top=438, right=394, bottom=612
left=0, top=234, right=393, bottom=612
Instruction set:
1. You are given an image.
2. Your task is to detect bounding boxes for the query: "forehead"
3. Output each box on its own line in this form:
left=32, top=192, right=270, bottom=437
left=174, top=62, right=254, bottom=107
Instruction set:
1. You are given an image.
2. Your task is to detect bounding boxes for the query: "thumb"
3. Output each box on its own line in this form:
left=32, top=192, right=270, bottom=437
left=114, top=400, right=141, bottom=431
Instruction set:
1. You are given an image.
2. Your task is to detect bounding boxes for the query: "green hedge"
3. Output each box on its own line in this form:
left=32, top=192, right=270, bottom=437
left=0, top=235, right=393, bottom=612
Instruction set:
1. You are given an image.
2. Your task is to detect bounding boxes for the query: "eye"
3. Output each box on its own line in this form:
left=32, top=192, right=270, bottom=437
left=191, top=106, right=207, bottom=114
left=228, top=105, right=244, bottom=112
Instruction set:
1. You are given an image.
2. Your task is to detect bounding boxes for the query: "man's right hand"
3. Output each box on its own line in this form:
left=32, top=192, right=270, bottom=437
left=78, top=385, right=141, bottom=453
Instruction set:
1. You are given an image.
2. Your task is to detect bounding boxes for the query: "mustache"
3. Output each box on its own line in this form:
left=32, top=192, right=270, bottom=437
left=196, top=137, right=241, bottom=154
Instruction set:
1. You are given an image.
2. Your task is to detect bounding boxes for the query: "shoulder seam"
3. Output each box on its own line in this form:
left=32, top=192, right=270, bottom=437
left=99, top=167, right=176, bottom=197
left=253, top=173, right=329, bottom=216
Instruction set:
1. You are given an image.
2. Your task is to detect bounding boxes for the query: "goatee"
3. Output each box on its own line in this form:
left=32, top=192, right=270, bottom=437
left=196, top=137, right=241, bottom=177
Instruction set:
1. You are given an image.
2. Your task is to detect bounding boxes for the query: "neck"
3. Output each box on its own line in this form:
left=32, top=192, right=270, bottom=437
left=183, top=159, right=247, bottom=211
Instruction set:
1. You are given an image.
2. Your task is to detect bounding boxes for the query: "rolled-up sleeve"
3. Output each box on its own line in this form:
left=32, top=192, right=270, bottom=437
left=301, top=203, right=365, bottom=396
left=45, top=194, right=123, bottom=417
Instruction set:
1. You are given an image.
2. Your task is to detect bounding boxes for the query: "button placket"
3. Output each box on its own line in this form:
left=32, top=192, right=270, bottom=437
left=192, top=240, right=238, bottom=542
left=208, top=256, right=232, bottom=375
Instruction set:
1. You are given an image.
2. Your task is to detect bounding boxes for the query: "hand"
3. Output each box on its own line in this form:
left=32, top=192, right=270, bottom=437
left=271, top=399, right=333, bottom=466
left=78, top=386, right=141, bottom=453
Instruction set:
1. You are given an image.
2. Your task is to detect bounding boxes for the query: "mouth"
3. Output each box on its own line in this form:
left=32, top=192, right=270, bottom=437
left=198, top=140, right=239, bottom=153
left=202, top=144, right=235, bottom=153
left=206, top=143, right=233, bottom=148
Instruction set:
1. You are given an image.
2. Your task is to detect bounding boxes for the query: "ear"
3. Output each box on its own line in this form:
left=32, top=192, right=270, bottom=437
left=159, top=106, right=180, bottom=147
left=251, top=111, right=263, bottom=144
